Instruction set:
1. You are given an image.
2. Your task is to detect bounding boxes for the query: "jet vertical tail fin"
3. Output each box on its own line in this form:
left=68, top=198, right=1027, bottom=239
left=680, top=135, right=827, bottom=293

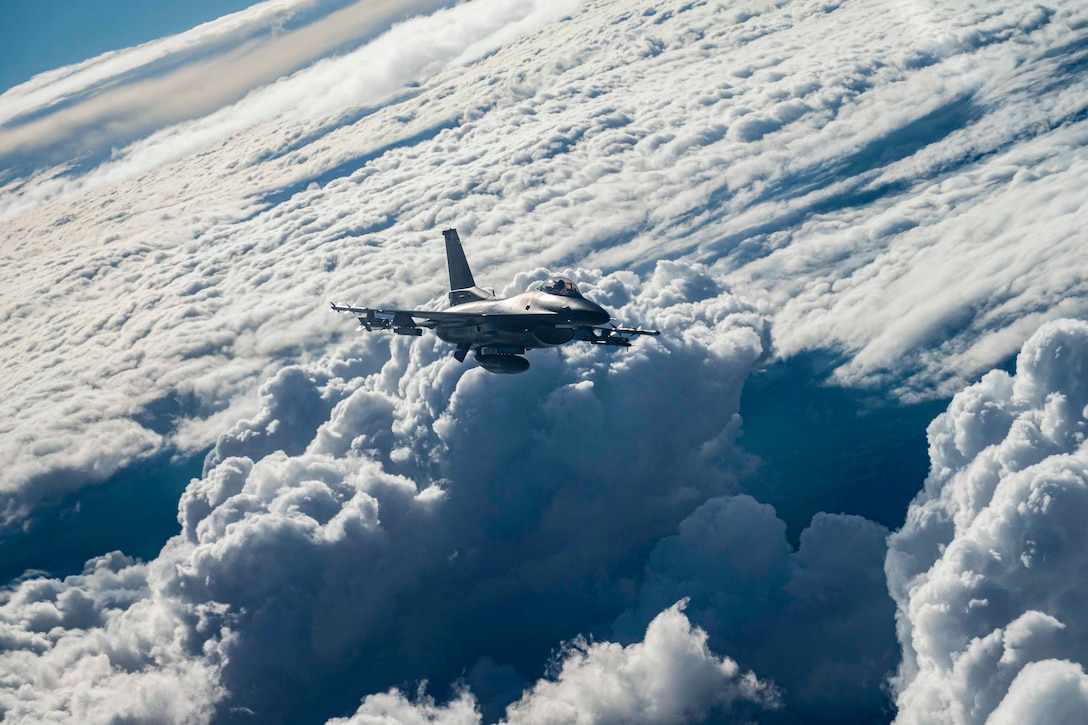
left=443, top=229, right=476, bottom=290
left=443, top=228, right=491, bottom=305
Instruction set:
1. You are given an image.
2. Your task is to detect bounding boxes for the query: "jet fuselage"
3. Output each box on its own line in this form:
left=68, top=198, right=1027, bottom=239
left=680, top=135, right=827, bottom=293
left=434, top=290, right=610, bottom=350
left=331, top=228, right=657, bottom=374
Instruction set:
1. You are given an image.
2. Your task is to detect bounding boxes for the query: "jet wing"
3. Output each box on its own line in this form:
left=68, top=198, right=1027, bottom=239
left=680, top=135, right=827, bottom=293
left=331, top=303, right=484, bottom=335
left=573, top=324, right=661, bottom=347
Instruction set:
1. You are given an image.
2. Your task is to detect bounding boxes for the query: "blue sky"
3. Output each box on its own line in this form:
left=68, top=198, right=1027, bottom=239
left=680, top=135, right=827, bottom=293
left=0, top=0, right=257, bottom=93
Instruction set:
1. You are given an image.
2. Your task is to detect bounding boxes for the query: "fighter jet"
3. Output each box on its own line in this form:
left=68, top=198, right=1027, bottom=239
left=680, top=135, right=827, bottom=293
left=331, top=229, right=659, bottom=373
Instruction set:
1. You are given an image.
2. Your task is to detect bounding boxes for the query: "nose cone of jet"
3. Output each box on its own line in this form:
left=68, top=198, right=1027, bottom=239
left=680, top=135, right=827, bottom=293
left=567, top=298, right=611, bottom=325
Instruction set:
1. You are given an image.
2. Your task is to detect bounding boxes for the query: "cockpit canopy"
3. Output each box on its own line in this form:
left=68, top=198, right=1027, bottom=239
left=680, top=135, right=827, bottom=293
left=529, top=277, right=583, bottom=298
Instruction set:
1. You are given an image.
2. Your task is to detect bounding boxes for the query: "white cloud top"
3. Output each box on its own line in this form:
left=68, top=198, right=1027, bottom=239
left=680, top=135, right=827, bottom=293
left=501, top=600, right=777, bottom=724
left=888, top=319, right=1088, bottom=724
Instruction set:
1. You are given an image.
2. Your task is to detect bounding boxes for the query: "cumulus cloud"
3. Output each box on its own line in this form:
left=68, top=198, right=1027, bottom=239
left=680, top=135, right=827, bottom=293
left=613, top=495, right=897, bottom=722
left=332, top=602, right=776, bottom=725
left=0, top=552, right=226, bottom=724
left=887, top=319, right=1088, bottom=724
left=502, top=601, right=777, bottom=724
left=328, top=687, right=481, bottom=725
left=1, top=265, right=772, bottom=723
left=987, top=659, right=1088, bottom=725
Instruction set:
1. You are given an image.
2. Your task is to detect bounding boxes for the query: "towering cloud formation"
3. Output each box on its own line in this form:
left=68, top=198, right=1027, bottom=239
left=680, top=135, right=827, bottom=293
left=0, top=266, right=779, bottom=723
left=887, top=319, right=1088, bottom=724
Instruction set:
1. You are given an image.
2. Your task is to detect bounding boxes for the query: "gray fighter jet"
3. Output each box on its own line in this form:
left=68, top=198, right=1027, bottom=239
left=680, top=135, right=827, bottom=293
left=331, top=229, right=659, bottom=373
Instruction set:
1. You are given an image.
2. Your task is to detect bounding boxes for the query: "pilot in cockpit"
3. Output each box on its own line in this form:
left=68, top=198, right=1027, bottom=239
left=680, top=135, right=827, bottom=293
left=535, top=277, right=582, bottom=297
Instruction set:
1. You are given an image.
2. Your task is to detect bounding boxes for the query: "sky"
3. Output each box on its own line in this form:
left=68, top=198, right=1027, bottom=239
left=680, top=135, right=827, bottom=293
left=0, top=0, right=259, bottom=93
left=1, top=0, right=1088, bottom=723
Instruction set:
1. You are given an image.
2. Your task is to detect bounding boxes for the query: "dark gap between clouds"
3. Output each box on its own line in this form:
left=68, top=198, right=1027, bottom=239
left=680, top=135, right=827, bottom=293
left=0, top=450, right=205, bottom=584
left=738, top=351, right=949, bottom=546
left=1040, top=33, right=1088, bottom=81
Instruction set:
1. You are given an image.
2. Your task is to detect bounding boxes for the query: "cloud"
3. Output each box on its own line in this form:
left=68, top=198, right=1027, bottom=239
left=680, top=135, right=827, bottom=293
left=0, top=0, right=585, bottom=218
left=0, top=0, right=451, bottom=174
left=328, top=687, right=481, bottom=725
left=331, top=602, right=777, bottom=725
left=0, top=264, right=772, bottom=723
left=0, top=0, right=589, bottom=521
left=0, top=0, right=314, bottom=126
left=613, top=495, right=898, bottom=722
left=0, top=552, right=226, bottom=724
left=501, top=601, right=777, bottom=724
left=986, top=659, right=1088, bottom=725
left=324, top=494, right=892, bottom=724
left=3, top=0, right=1087, bottom=526
left=887, top=319, right=1088, bottom=724
left=3, top=0, right=1088, bottom=720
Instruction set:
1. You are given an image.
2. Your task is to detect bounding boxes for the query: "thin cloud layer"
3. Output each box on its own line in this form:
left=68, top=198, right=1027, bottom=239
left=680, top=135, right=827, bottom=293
left=887, top=319, right=1088, bottom=724
left=0, top=0, right=450, bottom=175
left=0, top=0, right=583, bottom=217
left=0, top=0, right=312, bottom=126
